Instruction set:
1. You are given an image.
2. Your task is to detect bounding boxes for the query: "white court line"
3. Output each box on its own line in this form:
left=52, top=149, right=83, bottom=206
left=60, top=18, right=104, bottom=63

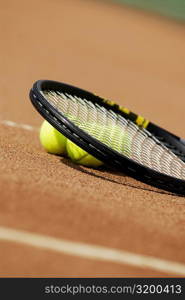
left=1, top=120, right=37, bottom=131
left=0, top=226, right=185, bottom=276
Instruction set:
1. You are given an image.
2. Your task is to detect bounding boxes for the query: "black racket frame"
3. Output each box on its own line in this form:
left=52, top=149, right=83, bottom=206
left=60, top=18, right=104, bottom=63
left=30, top=80, right=185, bottom=195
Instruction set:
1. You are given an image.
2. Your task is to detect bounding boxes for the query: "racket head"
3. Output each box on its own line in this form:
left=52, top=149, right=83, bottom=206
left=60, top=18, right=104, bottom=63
left=30, top=80, right=185, bottom=195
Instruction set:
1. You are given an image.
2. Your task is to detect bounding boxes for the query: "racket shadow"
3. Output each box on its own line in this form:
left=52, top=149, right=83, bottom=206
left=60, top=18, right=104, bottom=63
left=61, top=158, right=179, bottom=197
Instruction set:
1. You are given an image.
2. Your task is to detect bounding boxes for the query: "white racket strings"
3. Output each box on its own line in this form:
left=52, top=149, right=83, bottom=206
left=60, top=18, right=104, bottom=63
left=43, top=90, right=185, bottom=180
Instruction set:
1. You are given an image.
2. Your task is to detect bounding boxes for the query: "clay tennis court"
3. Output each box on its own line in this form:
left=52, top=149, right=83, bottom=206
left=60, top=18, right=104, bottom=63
left=0, top=0, right=185, bottom=277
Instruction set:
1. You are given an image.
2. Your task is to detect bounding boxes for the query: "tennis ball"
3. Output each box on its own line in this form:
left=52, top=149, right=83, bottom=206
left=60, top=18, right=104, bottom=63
left=39, top=120, right=67, bottom=155
left=66, top=139, right=103, bottom=167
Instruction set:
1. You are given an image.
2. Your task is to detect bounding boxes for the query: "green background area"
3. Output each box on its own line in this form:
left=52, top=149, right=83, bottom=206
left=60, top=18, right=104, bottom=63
left=110, top=0, right=185, bottom=21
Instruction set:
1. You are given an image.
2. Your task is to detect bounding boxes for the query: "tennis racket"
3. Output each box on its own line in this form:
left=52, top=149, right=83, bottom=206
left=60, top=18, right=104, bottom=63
left=29, top=80, right=185, bottom=195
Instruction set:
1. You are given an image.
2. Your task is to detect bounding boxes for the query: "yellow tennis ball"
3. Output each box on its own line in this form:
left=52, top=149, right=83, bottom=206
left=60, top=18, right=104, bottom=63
left=66, top=139, right=103, bottom=167
left=39, top=120, right=67, bottom=155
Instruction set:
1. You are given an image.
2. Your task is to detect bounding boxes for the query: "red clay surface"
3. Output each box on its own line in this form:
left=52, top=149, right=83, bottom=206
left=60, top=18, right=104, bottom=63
left=0, top=0, right=185, bottom=277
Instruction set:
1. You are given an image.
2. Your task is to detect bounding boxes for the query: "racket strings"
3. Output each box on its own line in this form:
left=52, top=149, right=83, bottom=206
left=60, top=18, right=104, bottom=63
left=43, top=90, right=185, bottom=180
